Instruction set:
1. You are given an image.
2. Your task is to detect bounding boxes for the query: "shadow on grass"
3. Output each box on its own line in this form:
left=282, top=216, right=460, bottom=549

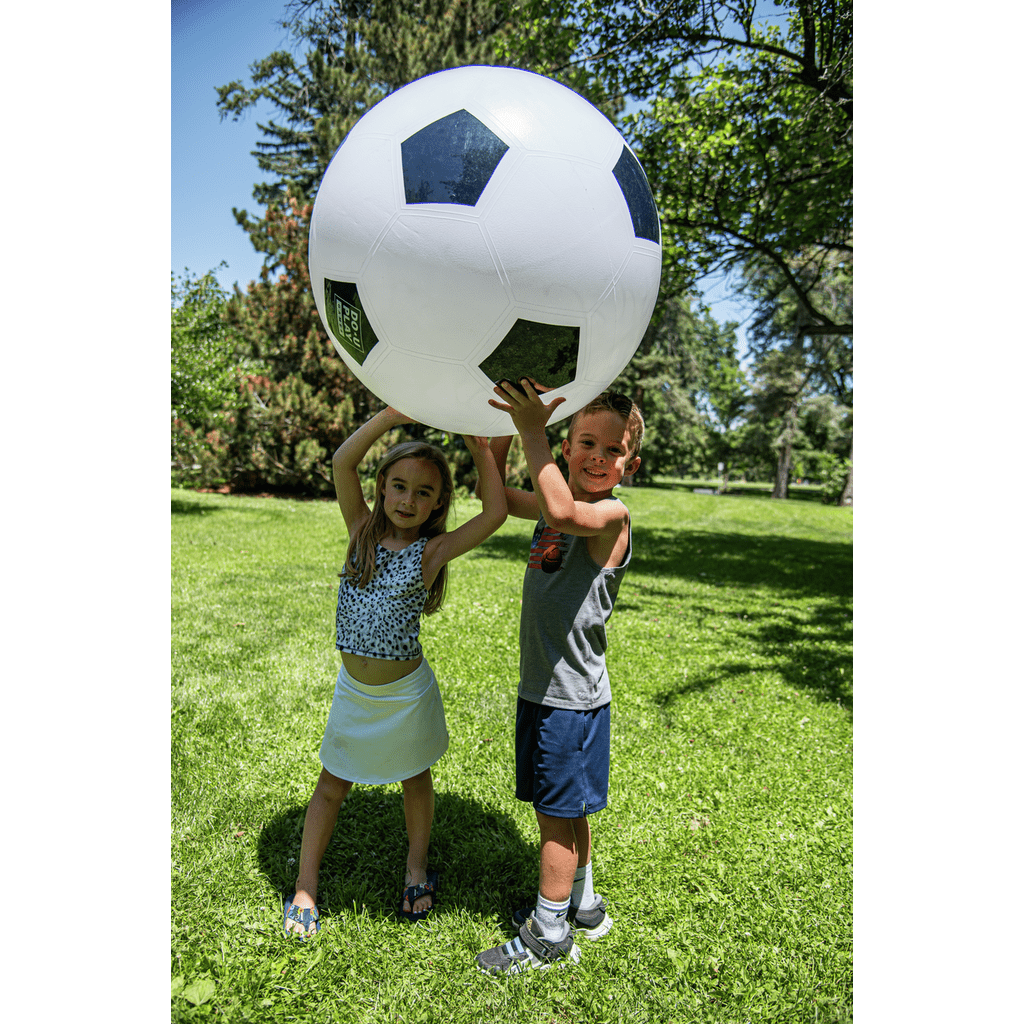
left=463, top=518, right=851, bottom=602
left=172, top=496, right=226, bottom=516
left=639, top=478, right=830, bottom=503
left=715, top=486, right=826, bottom=504
left=620, top=526, right=852, bottom=712
left=626, top=526, right=852, bottom=601
left=655, top=619, right=853, bottom=713
left=256, top=788, right=536, bottom=926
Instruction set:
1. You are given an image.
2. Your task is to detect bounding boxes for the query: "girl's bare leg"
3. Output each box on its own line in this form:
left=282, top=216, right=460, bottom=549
left=401, top=767, right=435, bottom=914
left=287, top=767, right=353, bottom=934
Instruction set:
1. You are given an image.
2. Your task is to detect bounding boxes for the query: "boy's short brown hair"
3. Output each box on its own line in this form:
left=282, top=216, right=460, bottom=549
left=567, top=391, right=645, bottom=460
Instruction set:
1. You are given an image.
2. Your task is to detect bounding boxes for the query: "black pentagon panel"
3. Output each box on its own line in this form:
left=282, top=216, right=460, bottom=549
left=402, top=109, right=509, bottom=206
left=323, top=279, right=380, bottom=366
left=479, top=319, right=580, bottom=391
left=612, top=145, right=660, bottom=244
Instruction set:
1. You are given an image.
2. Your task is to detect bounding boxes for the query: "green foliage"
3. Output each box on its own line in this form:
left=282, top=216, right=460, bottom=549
left=171, top=266, right=239, bottom=427
left=172, top=482, right=852, bottom=1023
left=697, top=314, right=750, bottom=485
left=817, top=452, right=852, bottom=505
left=745, top=253, right=853, bottom=407
left=575, top=1, right=852, bottom=336
left=171, top=421, right=233, bottom=491
left=612, top=297, right=758, bottom=483
left=613, top=297, right=703, bottom=482
left=219, top=197, right=376, bottom=495
left=740, top=254, right=852, bottom=497
left=171, top=266, right=262, bottom=490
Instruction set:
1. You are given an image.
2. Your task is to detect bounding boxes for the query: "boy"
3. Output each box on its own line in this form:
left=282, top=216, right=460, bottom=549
left=475, top=380, right=644, bottom=975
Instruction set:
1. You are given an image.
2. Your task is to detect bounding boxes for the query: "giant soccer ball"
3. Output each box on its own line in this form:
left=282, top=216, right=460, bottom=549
left=309, top=65, right=662, bottom=435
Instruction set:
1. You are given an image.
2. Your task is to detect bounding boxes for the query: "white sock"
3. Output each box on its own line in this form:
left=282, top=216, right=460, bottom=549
left=533, top=893, right=570, bottom=941
left=571, top=861, right=598, bottom=910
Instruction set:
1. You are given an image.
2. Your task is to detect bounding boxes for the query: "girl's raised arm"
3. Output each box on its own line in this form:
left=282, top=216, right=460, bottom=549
left=474, top=435, right=540, bottom=521
left=422, top=437, right=507, bottom=583
left=332, top=406, right=413, bottom=534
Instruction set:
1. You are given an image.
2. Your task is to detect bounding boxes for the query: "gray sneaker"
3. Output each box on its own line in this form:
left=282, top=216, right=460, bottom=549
left=512, top=897, right=613, bottom=941
left=476, top=916, right=581, bottom=975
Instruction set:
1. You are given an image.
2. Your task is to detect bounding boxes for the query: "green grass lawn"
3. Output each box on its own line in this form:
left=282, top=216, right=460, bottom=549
left=171, top=482, right=852, bottom=1023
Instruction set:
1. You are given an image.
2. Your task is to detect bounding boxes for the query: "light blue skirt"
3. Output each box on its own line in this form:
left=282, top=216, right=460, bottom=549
left=319, top=659, right=449, bottom=785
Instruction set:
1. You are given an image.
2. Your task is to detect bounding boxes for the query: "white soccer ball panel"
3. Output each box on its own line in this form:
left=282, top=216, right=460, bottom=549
left=581, top=247, right=663, bottom=383
left=485, top=155, right=635, bottom=314
left=309, top=134, right=400, bottom=279
left=461, top=70, right=621, bottom=161
left=361, top=213, right=513, bottom=361
left=367, top=353, right=510, bottom=434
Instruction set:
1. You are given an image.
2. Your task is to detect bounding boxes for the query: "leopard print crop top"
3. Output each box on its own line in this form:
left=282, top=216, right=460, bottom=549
left=335, top=537, right=428, bottom=660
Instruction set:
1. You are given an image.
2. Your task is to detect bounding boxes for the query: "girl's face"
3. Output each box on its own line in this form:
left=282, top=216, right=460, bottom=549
left=380, top=457, right=444, bottom=533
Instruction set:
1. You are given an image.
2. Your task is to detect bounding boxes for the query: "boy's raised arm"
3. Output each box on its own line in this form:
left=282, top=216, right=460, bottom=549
left=489, top=381, right=625, bottom=537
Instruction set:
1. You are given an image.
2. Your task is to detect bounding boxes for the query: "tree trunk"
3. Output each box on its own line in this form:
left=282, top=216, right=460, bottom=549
left=839, top=440, right=853, bottom=505
left=772, top=442, right=791, bottom=499
left=772, top=402, right=798, bottom=500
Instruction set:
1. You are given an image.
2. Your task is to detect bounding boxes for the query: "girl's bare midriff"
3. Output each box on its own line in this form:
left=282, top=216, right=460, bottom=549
left=342, top=651, right=424, bottom=686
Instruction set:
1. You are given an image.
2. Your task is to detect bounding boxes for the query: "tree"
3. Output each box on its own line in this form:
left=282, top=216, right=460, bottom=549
left=744, top=250, right=851, bottom=499
left=700, top=320, right=750, bottom=489
left=210, top=1, right=603, bottom=494
left=568, top=1, right=852, bottom=337
left=515, top=0, right=855, bottom=497
left=171, top=266, right=258, bottom=489
left=612, top=296, right=707, bottom=483
left=171, top=265, right=239, bottom=428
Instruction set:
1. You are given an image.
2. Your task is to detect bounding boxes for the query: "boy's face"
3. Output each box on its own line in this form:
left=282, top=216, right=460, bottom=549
left=562, top=410, right=641, bottom=499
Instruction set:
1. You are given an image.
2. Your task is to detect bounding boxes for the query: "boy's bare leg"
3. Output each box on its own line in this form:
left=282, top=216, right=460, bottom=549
left=571, top=815, right=591, bottom=868
left=288, top=768, right=353, bottom=933
left=536, top=810, right=578, bottom=902
left=401, top=767, right=435, bottom=914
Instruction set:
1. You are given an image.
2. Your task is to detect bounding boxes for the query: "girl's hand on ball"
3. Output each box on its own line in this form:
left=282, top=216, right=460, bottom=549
left=461, top=435, right=488, bottom=455
left=386, top=405, right=416, bottom=425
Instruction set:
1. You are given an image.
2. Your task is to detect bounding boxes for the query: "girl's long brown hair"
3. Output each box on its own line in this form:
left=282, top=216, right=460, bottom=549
left=342, top=441, right=454, bottom=615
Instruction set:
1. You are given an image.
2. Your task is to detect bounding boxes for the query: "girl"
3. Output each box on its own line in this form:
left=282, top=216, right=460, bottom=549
left=284, top=406, right=507, bottom=938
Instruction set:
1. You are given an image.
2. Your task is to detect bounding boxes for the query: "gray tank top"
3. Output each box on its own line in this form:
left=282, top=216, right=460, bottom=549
left=518, top=507, right=631, bottom=709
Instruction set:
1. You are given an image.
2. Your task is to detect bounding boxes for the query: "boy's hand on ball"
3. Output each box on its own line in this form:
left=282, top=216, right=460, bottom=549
left=489, top=378, right=565, bottom=433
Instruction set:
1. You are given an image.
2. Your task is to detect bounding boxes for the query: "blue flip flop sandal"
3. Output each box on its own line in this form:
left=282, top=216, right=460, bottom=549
left=283, top=895, right=321, bottom=940
left=397, top=870, right=439, bottom=922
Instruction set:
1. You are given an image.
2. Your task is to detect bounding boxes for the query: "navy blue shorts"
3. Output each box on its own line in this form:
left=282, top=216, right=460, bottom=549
left=515, top=697, right=610, bottom=818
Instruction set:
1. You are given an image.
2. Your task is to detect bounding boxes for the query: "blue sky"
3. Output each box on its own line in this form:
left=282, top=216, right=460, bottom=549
left=172, top=0, right=754, bottom=344
left=172, top=0, right=294, bottom=290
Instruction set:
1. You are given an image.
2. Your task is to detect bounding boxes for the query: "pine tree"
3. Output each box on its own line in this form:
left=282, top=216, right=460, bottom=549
left=213, top=1, right=613, bottom=494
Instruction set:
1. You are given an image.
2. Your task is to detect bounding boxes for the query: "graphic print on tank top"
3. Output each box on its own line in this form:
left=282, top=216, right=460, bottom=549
left=527, top=524, right=570, bottom=574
